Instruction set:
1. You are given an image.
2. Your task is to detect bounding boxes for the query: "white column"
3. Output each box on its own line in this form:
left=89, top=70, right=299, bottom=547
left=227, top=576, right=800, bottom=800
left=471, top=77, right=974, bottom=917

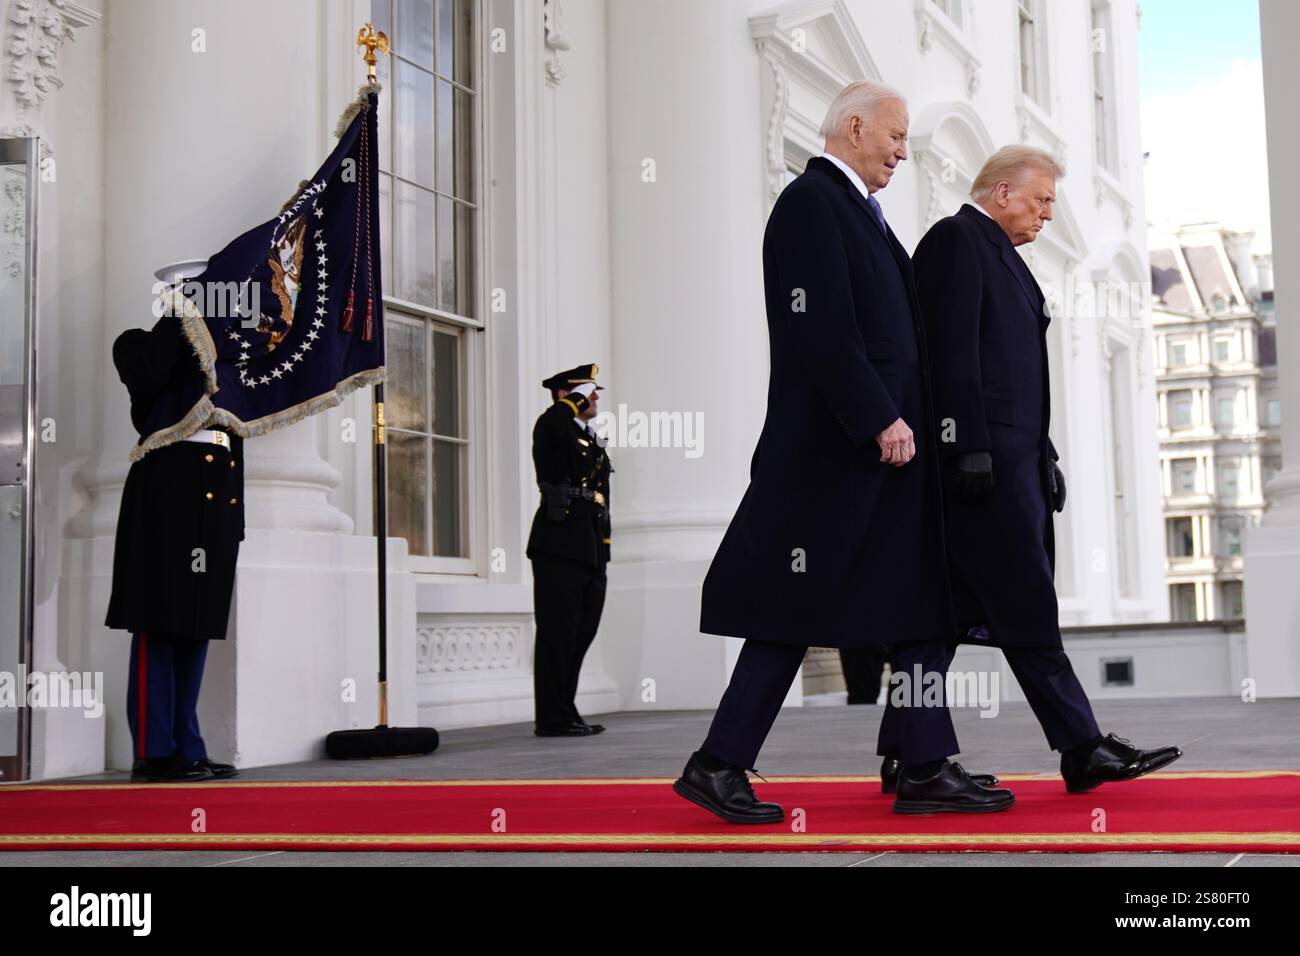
left=600, top=0, right=774, bottom=709
left=60, top=0, right=414, bottom=774
left=1244, top=0, right=1300, bottom=696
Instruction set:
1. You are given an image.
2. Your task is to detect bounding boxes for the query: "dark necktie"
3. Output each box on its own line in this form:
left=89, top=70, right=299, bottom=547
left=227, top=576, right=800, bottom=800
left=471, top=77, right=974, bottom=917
left=866, top=193, right=887, bottom=234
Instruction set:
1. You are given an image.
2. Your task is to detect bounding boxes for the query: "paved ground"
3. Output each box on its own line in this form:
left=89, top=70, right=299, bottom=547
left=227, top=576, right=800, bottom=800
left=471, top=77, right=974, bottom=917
left=2, top=696, right=1297, bottom=866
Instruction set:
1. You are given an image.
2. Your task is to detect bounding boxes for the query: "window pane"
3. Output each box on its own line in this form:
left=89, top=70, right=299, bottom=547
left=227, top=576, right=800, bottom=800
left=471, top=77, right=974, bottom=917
left=374, top=23, right=393, bottom=174
left=437, top=196, right=475, bottom=317
left=393, top=180, right=435, bottom=305
left=433, top=439, right=462, bottom=556
left=434, top=82, right=474, bottom=202
left=395, top=59, right=434, bottom=189
left=379, top=172, right=393, bottom=295
left=388, top=318, right=427, bottom=431
left=395, top=0, right=434, bottom=70
left=433, top=328, right=459, bottom=437
left=439, top=0, right=475, bottom=89
left=388, top=432, right=429, bottom=556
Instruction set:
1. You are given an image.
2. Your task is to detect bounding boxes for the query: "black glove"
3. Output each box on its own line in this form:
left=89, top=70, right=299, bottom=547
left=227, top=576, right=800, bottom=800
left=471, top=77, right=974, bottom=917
left=944, top=451, right=994, bottom=504
left=1048, top=460, right=1067, bottom=513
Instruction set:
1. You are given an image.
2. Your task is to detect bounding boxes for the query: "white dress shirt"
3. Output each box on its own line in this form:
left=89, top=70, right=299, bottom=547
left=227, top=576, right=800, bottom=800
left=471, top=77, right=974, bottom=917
left=821, top=153, right=873, bottom=204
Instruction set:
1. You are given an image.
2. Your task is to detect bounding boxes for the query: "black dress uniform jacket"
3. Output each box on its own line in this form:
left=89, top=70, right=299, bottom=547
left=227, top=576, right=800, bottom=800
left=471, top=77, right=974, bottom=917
left=105, top=317, right=245, bottom=641
left=912, top=204, right=1061, bottom=648
left=525, top=394, right=612, bottom=570
left=700, top=157, right=953, bottom=648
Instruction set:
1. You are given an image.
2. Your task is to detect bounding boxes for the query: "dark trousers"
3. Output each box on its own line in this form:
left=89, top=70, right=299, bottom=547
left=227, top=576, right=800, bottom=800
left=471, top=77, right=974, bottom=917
left=839, top=645, right=889, bottom=704
left=532, top=556, right=606, bottom=727
left=877, top=642, right=1100, bottom=757
left=703, top=639, right=959, bottom=771
left=126, top=631, right=209, bottom=762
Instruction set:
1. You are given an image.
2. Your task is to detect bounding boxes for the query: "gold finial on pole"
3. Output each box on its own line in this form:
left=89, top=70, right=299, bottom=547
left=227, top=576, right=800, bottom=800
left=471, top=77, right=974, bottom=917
left=356, top=22, right=390, bottom=83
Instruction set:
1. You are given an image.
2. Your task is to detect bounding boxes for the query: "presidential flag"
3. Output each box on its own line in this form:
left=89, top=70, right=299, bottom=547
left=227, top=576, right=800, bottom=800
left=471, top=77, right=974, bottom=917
left=134, top=86, right=386, bottom=460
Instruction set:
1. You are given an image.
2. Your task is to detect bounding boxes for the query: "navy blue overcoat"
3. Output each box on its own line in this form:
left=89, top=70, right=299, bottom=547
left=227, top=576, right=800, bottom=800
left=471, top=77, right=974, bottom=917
left=912, top=203, right=1062, bottom=648
left=699, top=158, right=954, bottom=648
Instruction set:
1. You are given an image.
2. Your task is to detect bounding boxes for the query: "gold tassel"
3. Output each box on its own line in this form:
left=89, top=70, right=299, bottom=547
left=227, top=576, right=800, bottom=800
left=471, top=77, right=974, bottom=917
left=362, top=297, right=375, bottom=342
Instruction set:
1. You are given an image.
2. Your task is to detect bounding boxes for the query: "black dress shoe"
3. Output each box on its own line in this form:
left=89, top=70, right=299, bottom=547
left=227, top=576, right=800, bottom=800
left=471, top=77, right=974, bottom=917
left=879, top=756, right=1000, bottom=794
left=196, top=758, right=239, bottom=779
left=576, top=719, right=606, bottom=735
left=534, top=721, right=594, bottom=737
left=672, top=751, right=784, bottom=824
left=1061, top=733, right=1182, bottom=794
left=130, top=756, right=214, bottom=783
left=893, top=761, right=1016, bottom=814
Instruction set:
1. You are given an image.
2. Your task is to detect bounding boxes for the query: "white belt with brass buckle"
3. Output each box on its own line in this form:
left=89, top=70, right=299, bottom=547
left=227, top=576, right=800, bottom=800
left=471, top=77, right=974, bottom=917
left=184, top=429, right=231, bottom=450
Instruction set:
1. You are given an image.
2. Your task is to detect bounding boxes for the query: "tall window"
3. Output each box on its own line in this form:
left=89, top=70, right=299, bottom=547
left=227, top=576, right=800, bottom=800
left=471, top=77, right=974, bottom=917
left=1017, top=0, right=1040, bottom=102
left=372, top=0, right=478, bottom=562
left=1170, top=583, right=1198, bottom=622
left=1169, top=389, right=1193, bottom=428
left=1171, top=458, right=1196, bottom=494
left=1219, top=519, right=1243, bottom=557
left=1167, top=517, right=1194, bottom=558
left=1090, top=0, right=1116, bottom=172
left=1220, top=582, right=1244, bottom=619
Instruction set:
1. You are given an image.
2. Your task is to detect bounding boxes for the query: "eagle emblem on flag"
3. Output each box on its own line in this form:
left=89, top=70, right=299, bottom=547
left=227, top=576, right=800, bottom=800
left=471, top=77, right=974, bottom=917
left=134, top=86, right=387, bottom=461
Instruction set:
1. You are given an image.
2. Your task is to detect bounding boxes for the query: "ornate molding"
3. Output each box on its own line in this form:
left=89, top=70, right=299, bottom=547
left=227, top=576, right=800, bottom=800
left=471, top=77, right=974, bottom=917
left=417, top=624, right=523, bottom=673
left=5, top=0, right=99, bottom=118
left=1093, top=167, right=1135, bottom=228
left=914, top=0, right=981, bottom=100
left=542, top=0, right=569, bottom=86
left=750, top=0, right=882, bottom=208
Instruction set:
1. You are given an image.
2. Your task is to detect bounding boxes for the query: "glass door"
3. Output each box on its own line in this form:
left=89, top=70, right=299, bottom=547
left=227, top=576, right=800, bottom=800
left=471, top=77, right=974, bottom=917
left=0, top=137, right=38, bottom=782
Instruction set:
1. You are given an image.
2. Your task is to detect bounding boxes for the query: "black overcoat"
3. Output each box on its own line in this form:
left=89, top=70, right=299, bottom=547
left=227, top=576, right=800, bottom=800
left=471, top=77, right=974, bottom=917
left=525, top=395, right=613, bottom=571
left=912, top=204, right=1061, bottom=648
left=105, top=317, right=245, bottom=641
left=699, top=158, right=953, bottom=648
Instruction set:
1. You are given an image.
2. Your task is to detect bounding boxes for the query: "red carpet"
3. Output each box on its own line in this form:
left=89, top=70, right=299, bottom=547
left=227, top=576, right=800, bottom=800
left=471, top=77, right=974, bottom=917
left=2, top=771, right=1298, bottom=852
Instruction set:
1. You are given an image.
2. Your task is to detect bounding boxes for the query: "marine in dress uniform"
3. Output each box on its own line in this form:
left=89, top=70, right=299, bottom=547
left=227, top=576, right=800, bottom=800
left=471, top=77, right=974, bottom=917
left=899, top=145, right=1181, bottom=794
left=526, top=363, right=613, bottom=738
left=105, top=316, right=241, bottom=783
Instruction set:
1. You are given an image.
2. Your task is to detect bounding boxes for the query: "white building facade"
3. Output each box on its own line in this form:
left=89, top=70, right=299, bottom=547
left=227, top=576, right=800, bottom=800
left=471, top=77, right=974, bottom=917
left=4, top=0, right=1204, bottom=779
left=1150, top=223, right=1279, bottom=623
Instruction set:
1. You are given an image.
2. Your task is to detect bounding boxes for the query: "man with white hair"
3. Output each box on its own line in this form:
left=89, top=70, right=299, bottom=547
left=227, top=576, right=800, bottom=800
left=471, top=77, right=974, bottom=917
left=903, top=145, right=1183, bottom=793
left=673, top=81, right=1014, bottom=822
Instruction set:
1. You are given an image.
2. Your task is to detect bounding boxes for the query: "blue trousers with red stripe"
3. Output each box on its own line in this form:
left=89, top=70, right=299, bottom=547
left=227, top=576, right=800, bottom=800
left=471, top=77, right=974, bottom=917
left=126, top=632, right=210, bottom=762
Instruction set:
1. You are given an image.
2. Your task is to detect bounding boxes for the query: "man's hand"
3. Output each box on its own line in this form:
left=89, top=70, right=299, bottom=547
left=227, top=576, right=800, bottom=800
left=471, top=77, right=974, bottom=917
left=944, top=451, right=994, bottom=503
left=1048, top=460, right=1067, bottom=513
left=876, top=418, right=915, bottom=466
left=570, top=383, right=597, bottom=400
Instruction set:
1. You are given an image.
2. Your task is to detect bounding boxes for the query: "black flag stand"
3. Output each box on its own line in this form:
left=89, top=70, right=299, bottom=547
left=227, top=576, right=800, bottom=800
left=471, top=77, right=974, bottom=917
left=325, top=23, right=438, bottom=760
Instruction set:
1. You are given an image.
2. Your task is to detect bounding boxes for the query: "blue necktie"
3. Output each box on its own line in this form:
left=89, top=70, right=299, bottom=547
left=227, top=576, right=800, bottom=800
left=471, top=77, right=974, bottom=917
left=866, top=193, right=887, bottom=234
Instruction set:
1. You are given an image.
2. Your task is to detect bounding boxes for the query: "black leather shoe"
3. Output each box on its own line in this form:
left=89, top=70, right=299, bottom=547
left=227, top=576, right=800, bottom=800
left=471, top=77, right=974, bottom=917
left=534, top=721, right=594, bottom=737
left=196, top=758, right=239, bottom=779
left=577, top=719, right=606, bottom=735
left=672, top=751, right=784, bottom=824
left=880, top=756, right=1000, bottom=794
left=1061, top=733, right=1182, bottom=794
left=130, top=756, right=214, bottom=783
left=893, top=761, right=1015, bottom=814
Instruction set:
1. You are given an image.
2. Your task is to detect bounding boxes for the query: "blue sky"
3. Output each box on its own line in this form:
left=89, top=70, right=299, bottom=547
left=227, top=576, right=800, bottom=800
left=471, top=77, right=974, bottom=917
left=1139, top=0, right=1260, bottom=97
left=1139, top=0, right=1270, bottom=250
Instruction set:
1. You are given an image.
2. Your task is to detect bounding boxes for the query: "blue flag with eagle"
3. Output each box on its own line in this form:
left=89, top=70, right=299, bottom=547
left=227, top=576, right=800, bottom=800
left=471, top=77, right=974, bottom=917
left=134, top=86, right=386, bottom=461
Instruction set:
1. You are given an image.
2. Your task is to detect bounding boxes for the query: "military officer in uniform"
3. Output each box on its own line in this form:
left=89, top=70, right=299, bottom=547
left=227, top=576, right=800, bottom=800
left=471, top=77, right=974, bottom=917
left=526, top=363, right=612, bottom=738
left=105, top=313, right=242, bottom=783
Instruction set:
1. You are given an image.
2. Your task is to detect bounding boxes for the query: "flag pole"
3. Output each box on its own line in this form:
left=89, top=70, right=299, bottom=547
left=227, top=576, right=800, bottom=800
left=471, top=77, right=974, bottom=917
left=326, top=23, right=438, bottom=759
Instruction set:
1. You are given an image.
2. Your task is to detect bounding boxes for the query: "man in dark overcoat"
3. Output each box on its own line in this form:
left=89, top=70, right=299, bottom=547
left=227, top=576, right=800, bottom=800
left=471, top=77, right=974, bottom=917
left=526, top=364, right=613, bottom=737
left=905, top=144, right=1181, bottom=793
left=673, top=82, right=1014, bottom=822
left=106, top=314, right=242, bottom=782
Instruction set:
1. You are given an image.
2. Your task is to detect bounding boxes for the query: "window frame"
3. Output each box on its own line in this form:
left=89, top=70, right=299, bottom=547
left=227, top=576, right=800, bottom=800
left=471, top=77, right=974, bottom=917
left=373, top=0, right=489, bottom=576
